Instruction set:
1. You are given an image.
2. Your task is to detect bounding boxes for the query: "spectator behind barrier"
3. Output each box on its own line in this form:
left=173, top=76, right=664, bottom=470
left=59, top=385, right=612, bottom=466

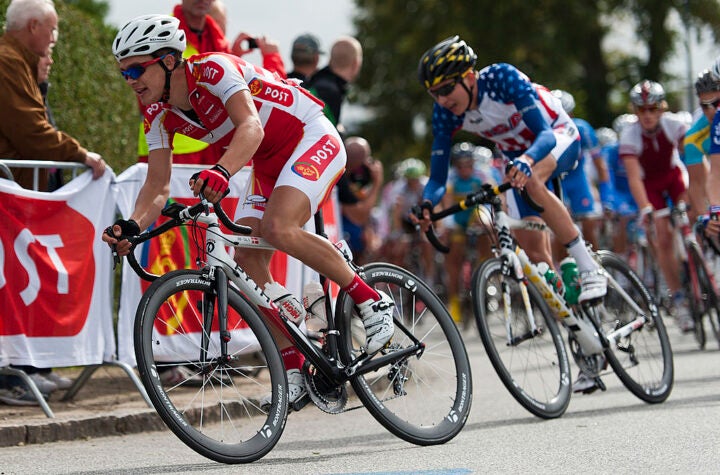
left=337, top=136, right=384, bottom=264
left=0, top=0, right=106, bottom=191
left=288, top=33, right=323, bottom=85
left=305, top=36, right=362, bottom=136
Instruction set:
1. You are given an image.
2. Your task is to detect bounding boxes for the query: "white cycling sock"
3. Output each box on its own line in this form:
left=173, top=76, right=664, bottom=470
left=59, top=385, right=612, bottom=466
left=565, top=236, right=597, bottom=273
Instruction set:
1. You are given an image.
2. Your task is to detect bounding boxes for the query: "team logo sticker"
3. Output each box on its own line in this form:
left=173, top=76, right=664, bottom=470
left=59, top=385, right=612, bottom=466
left=291, top=135, right=341, bottom=181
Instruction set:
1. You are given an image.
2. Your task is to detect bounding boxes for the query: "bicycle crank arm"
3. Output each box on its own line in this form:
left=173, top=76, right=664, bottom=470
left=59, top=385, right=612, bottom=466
left=345, top=343, right=424, bottom=377
left=604, top=316, right=647, bottom=347
left=507, top=328, right=543, bottom=346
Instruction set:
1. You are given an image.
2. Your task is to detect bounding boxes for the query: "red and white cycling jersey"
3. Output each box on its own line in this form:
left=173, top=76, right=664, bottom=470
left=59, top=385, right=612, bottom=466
left=618, top=115, right=687, bottom=182
left=142, top=52, right=327, bottom=177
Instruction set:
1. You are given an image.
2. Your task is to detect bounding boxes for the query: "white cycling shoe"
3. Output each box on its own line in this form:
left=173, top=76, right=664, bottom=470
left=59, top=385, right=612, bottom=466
left=358, top=291, right=395, bottom=353
left=578, top=269, right=607, bottom=303
left=259, top=368, right=309, bottom=412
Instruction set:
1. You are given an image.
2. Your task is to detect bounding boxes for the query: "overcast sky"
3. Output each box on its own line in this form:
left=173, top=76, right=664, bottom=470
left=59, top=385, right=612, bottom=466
left=105, top=1, right=717, bottom=111
left=106, top=0, right=356, bottom=68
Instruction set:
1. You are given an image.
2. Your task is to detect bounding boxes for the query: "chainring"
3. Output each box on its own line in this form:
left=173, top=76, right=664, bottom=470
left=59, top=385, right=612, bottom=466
left=303, top=364, right=348, bottom=414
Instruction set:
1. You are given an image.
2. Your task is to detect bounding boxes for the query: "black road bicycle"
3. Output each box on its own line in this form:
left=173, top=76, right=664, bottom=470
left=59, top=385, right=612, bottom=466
left=118, top=196, right=472, bottom=464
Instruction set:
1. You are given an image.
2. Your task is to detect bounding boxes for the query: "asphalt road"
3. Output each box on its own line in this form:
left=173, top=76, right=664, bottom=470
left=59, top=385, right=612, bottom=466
left=1, top=322, right=718, bottom=475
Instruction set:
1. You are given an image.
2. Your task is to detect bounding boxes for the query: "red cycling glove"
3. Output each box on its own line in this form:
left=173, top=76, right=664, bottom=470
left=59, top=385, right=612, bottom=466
left=197, top=164, right=231, bottom=195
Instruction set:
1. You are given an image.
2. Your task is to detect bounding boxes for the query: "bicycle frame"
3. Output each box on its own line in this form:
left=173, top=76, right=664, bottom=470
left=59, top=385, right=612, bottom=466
left=127, top=200, right=423, bottom=387
left=449, top=185, right=651, bottom=356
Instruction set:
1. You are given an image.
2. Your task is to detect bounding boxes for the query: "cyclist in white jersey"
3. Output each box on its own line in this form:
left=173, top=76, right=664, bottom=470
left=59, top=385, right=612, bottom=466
left=414, top=36, right=607, bottom=306
left=101, top=15, right=394, bottom=406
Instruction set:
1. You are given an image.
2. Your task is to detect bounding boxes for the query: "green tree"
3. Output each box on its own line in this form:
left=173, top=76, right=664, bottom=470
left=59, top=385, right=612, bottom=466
left=0, top=0, right=139, bottom=173
left=351, top=0, right=720, bottom=167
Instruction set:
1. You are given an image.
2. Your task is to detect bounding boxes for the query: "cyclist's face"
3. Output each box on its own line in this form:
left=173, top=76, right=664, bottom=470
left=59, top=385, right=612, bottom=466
left=698, top=91, right=720, bottom=122
left=118, top=54, right=166, bottom=105
left=428, top=74, right=472, bottom=116
left=454, top=159, right=474, bottom=179
left=634, top=104, right=662, bottom=131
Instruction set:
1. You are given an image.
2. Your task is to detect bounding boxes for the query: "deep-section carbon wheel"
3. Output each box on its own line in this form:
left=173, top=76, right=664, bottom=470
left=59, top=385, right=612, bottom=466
left=688, top=244, right=720, bottom=349
left=471, top=257, right=571, bottom=419
left=336, top=263, right=472, bottom=446
left=134, top=269, right=287, bottom=464
left=597, top=251, right=673, bottom=403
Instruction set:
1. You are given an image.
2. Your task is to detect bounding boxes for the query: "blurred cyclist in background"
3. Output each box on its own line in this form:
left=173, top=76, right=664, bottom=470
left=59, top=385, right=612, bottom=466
left=441, top=142, right=498, bottom=323
left=620, top=79, right=692, bottom=332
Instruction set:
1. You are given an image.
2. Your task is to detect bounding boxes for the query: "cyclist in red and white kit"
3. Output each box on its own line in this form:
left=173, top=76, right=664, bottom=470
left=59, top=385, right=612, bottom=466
left=620, top=79, right=692, bottom=331
left=101, top=15, right=395, bottom=406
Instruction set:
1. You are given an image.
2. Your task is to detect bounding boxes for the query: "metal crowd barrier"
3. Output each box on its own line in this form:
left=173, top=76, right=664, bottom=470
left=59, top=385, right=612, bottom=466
left=0, top=159, right=88, bottom=191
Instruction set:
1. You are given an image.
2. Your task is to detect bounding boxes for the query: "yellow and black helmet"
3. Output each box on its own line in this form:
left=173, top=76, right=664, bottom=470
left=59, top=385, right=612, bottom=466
left=418, top=35, right=477, bottom=89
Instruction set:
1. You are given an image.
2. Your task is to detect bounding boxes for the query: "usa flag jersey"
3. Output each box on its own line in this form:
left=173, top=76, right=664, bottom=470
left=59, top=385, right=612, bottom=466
left=424, top=63, right=577, bottom=204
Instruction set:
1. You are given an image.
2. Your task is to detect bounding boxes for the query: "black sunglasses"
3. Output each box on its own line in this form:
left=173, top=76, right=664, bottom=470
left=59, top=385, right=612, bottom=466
left=700, top=98, right=720, bottom=110
left=428, top=78, right=460, bottom=99
left=120, top=54, right=168, bottom=81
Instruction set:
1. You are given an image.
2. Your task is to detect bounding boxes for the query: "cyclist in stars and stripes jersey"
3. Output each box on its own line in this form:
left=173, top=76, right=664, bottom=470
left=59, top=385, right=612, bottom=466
left=413, top=36, right=607, bottom=309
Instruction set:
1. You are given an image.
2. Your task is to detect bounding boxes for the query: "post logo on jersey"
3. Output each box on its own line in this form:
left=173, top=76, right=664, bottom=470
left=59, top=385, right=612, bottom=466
left=291, top=135, right=341, bottom=181
left=248, top=78, right=294, bottom=108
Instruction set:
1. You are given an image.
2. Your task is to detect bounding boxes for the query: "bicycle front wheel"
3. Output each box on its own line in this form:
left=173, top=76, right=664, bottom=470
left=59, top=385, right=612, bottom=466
left=134, top=269, right=287, bottom=464
left=596, top=251, right=674, bottom=403
left=336, top=263, right=472, bottom=446
left=471, top=257, right=571, bottom=419
left=688, top=243, right=720, bottom=349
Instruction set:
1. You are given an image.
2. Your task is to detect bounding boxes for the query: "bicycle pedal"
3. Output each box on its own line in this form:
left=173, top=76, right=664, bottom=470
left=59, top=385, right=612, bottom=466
left=289, top=393, right=311, bottom=412
left=580, top=296, right=603, bottom=307
left=594, top=377, right=607, bottom=392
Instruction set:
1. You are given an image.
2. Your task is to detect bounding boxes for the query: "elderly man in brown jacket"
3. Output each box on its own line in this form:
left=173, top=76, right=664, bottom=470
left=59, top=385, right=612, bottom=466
left=0, top=0, right=105, bottom=191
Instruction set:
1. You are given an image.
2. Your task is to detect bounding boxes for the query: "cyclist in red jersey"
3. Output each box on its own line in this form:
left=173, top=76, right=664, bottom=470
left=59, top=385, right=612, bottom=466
left=619, top=79, right=692, bottom=331
left=101, top=15, right=395, bottom=406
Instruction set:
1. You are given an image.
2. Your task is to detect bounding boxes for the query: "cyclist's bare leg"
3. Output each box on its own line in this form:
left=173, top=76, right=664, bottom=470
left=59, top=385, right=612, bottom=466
left=523, top=158, right=581, bottom=246
left=653, top=214, right=682, bottom=293
left=515, top=219, right=553, bottom=264
left=261, top=186, right=355, bottom=287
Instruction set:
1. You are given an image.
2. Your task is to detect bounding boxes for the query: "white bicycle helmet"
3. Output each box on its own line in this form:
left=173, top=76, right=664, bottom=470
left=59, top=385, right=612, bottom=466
left=711, top=55, right=720, bottom=81
left=629, top=80, right=665, bottom=107
left=113, top=15, right=186, bottom=61
left=551, top=89, right=576, bottom=114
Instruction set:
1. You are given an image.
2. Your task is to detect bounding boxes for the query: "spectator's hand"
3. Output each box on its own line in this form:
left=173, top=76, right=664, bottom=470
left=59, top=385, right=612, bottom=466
left=367, top=159, right=384, bottom=185
left=84, top=151, right=106, bottom=179
left=232, top=32, right=280, bottom=57
left=231, top=32, right=254, bottom=56
left=255, top=36, right=280, bottom=55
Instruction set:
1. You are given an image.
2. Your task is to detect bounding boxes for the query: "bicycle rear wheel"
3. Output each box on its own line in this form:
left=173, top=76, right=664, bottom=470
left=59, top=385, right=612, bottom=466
left=134, top=269, right=287, bottom=464
left=471, top=257, right=571, bottom=419
left=596, top=251, right=673, bottom=403
left=688, top=244, right=720, bottom=349
left=336, top=263, right=472, bottom=446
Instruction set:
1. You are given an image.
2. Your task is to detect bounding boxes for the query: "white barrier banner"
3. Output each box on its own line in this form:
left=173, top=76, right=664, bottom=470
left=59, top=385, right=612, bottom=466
left=0, top=172, right=117, bottom=367
left=114, top=164, right=341, bottom=366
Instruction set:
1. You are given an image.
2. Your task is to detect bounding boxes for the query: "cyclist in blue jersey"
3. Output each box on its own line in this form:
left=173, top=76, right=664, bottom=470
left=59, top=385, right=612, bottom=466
left=441, top=142, right=498, bottom=322
left=603, top=114, right=639, bottom=256
left=707, top=58, right=720, bottom=236
left=414, top=36, right=607, bottom=310
left=685, top=69, right=720, bottom=222
left=550, top=89, right=610, bottom=252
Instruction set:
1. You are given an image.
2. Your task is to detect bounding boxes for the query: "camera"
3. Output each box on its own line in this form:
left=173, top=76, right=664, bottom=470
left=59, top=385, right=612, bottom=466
left=246, top=37, right=258, bottom=49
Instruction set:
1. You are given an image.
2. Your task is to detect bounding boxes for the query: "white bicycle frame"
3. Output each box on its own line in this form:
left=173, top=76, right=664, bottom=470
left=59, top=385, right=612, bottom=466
left=493, top=208, right=649, bottom=355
